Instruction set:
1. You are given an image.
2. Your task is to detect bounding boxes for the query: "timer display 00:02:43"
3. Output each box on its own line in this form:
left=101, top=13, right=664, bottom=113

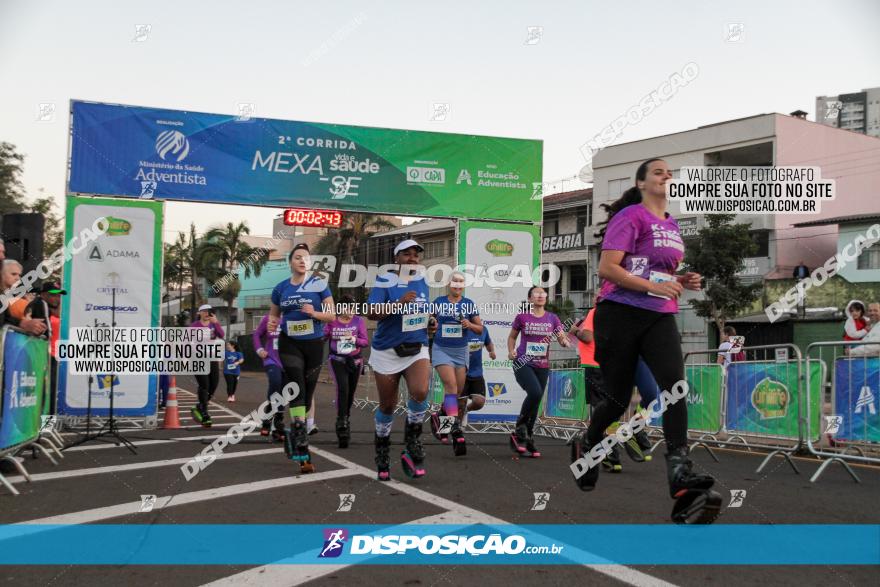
left=283, top=209, right=343, bottom=228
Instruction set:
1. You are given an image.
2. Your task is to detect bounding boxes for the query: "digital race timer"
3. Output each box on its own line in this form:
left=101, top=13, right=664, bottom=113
left=282, top=209, right=343, bottom=228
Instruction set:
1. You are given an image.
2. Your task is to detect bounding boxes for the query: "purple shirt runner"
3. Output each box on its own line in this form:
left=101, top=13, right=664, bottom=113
left=599, top=203, right=684, bottom=314
left=324, top=316, right=369, bottom=357
left=511, top=311, right=563, bottom=369
left=252, top=314, right=281, bottom=368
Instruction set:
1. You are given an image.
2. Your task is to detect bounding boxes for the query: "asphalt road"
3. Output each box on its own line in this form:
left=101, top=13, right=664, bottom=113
left=1, top=370, right=877, bottom=586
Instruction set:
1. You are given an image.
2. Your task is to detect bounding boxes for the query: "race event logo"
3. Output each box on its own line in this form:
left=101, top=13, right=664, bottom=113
left=155, top=130, right=190, bottom=162
left=319, top=528, right=348, bottom=558
left=487, top=382, right=507, bottom=397
left=750, top=377, right=789, bottom=419
left=485, top=239, right=514, bottom=257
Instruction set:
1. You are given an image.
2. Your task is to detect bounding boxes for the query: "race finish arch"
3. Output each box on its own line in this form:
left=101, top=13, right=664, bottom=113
left=65, top=99, right=544, bottom=422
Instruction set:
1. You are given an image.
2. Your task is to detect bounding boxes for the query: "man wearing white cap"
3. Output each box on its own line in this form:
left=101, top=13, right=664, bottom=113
left=190, top=304, right=225, bottom=426
left=366, top=239, right=432, bottom=480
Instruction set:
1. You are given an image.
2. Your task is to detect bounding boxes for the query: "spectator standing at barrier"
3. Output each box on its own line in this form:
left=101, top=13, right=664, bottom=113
left=507, top=286, right=571, bottom=458
left=190, top=304, right=224, bottom=427
left=843, top=300, right=869, bottom=343
left=793, top=261, right=810, bottom=280
left=1, top=260, right=47, bottom=336
left=323, top=294, right=369, bottom=449
left=253, top=313, right=285, bottom=439
left=717, top=326, right=745, bottom=366
left=23, top=281, right=66, bottom=410
left=851, top=302, right=880, bottom=356
left=223, top=340, right=244, bottom=402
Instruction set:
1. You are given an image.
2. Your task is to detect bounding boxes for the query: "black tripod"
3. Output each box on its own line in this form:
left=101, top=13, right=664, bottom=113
left=66, top=287, right=137, bottom=454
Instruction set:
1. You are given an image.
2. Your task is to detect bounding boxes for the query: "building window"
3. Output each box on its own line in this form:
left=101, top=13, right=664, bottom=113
left=576, top=208, right=588, bottom=234
left=423, top=240, right=446, bottom=259
left=544, top=215, right=559, bottom=236
left=569, top=265, right=587, bottom=291
left=448, top=239, right=455, bottom=256
left=857, top=242, right=880, bottom=270
left=608, top=177, right=630, bottom=200
left=749, top=231, right=769, bottom=257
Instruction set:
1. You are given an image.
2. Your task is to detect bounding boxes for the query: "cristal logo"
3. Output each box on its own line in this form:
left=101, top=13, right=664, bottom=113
left=319, top=528, right=348, bottom=558
left=156, top=130, right=190, bottom=162
left=563, top=378, right=574, bottom=398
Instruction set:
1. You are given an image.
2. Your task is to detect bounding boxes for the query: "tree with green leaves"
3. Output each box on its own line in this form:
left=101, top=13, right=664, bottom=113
left=28, top=190, right=63, bottom=257
left=315, top=213, right=396, bottom=299
left=198, top=221, right=267, bottom=330
left=683, top=213, right=763, bottom=335
left=0, top=142, right=28, bottom=215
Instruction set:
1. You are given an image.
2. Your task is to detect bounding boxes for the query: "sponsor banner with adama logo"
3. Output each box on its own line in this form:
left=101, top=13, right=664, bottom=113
left=68, top=100, right=542, bottom=222
left=458, top=221, right=541, bottom=422
left=57, top=196, right=163, bottom=418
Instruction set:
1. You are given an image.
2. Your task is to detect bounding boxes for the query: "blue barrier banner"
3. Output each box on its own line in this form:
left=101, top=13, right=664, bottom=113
left=68, top=101, right=543, bottom=222
left=544, top=369, right=586, bottom=420
left=725, top=360, right=823, bottom=438
left=832, top=357, right=880, bottom=443
left=1, top=525, right=877, bottom=565
left=0, top=328, right=49, bottom=451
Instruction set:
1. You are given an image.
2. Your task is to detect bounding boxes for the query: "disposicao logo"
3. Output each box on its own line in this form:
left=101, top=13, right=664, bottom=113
left=156, top=130, right=190, bottom=162
left=319, top=528, right=348, bottom=558
left=485, top=239, right=514, bottom=257
left=487, top=382, right=507, bottom=397
left=104, top=217, right=132, bottom=236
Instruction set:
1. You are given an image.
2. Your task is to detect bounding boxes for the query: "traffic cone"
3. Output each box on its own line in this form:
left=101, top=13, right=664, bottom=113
left=163, top=376, right=181, bottom=429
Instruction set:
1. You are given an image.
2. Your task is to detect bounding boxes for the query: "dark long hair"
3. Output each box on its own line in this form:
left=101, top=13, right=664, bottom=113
left=595, top=158, right=663, bottom=246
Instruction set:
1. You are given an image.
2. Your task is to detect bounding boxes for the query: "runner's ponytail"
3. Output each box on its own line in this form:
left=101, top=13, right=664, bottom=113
left=595, top=158, right=663, bottom=246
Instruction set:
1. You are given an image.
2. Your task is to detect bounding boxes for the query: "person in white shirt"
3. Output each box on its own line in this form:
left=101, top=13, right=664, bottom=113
left=716, top=326, right=741, bottom=366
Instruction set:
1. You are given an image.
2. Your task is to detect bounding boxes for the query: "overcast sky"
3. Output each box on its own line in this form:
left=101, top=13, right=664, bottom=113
left=1, top=0, right=878, bottom=242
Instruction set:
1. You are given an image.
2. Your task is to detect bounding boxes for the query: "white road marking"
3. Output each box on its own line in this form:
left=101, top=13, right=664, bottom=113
left=195, top=401, right=678, bottom=587
left=6, top=448, right=283, bottom=484
left=63, top=432, right=265, bottom=452
left=15, top=468, right=360, bottom=526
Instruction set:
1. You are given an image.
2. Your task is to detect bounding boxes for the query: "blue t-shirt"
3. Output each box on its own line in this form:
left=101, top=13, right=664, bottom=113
left=432, top=295, right=479, bottom=348
left=224, top=351, right=243, bottom=375
left=367, top=272, right=430, bottom=351
left=466, top=327, right=492, bottom=378
left=271, top=275, right=332, bottom=340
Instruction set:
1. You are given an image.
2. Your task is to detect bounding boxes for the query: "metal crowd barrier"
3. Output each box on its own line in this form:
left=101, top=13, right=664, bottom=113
left=804, top=341, right=880, bottom=483
left=681, top=344, right=816, bottom=476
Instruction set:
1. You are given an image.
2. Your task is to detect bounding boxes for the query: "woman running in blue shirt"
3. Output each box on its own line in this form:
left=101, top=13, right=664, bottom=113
left=269, top=243, right=335, bottom=473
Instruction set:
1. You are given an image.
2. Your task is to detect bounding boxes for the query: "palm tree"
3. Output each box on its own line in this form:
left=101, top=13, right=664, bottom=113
left=315, top=213, right=396, bottom=299
left=198, top=221, right=267, bottom=331
left=164, top=234, right=190, bottom=324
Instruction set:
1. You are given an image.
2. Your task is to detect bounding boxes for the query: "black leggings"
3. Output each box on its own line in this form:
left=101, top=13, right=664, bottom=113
left=278, top=335, right=326, bottom=410
left=513, top=363, right=549, bottom=434
left=588, top=300, right=688, bottom=450
left=194, top=361, right=220, bottom=409
left=328, top=355, right=362, bottom=419
left=224, top=373, right=238, bottom=397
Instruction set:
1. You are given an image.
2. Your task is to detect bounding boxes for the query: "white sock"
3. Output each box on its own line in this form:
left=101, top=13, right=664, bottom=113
left=307, top=417, right=314, bottom=429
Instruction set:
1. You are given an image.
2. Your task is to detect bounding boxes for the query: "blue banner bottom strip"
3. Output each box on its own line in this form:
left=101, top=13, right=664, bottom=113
left=1, top=525, right=878, bottom=565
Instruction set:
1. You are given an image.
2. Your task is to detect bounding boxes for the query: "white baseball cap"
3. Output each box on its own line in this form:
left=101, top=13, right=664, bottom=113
left=198, top=304, right=213, bottom=312
left=393, top=239, right=424, bottom=256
